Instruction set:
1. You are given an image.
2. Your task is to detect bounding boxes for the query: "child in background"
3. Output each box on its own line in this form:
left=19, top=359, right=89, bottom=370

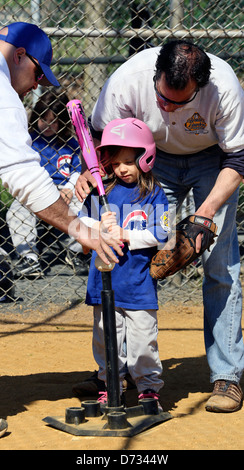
left=6, top=90, right=88, bottom=277
left=78, top=118, right=169, bottom=410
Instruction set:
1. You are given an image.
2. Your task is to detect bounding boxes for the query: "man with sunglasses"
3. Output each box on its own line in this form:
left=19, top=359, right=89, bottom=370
left=76, top=39, right=244, bottom=414
left=0, top=21, right=123, bottom=437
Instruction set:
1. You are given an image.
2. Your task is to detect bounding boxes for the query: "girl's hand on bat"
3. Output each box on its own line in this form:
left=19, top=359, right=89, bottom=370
left=101, top=212, right=129, bottom=245
left=100, top=211, right=117, bottom=232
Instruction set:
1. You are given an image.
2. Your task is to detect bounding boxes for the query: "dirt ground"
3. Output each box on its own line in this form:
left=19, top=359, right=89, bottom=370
left=0, top=301, right=244, bottom=456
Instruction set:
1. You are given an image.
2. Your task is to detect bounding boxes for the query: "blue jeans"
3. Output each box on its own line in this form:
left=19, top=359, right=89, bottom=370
left=154, top=146, right=244, bottom=384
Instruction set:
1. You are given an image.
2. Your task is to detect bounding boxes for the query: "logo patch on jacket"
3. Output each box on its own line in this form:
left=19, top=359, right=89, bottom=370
left=184, top=113, right=208, bottom=135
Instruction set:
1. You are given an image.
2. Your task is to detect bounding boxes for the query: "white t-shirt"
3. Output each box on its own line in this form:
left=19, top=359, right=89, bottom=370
left=0, top=52, right=60, bottom=212
left=91, top=47, right=244, bottom=155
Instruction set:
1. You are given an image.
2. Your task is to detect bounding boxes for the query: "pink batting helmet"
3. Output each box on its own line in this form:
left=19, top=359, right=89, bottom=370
left=96, top=118, right=156, bottom=173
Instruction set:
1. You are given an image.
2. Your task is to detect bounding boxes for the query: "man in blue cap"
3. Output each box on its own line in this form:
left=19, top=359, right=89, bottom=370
left=0, top=22, right=123, bottom=438
left=0, top=21, right=60, bottom=91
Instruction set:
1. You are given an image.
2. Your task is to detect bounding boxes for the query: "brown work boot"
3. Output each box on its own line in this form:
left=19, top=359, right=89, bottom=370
left=205, top=380, right=243, bottom=413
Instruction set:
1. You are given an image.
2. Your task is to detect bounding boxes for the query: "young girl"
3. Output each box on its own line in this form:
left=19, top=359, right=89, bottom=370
left=6, top=90, right=87, bottom=277
left=79, top=118, right=169, bottom=410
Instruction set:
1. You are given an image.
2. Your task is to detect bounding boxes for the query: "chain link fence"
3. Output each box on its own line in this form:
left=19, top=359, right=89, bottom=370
left=0, top=0, right=243, bottom=310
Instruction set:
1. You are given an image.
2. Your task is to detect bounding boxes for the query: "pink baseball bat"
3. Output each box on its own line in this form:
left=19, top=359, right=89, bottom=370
left=66, top=99, right=109, bottom=208
left=67, top=99, right=124, bottom=249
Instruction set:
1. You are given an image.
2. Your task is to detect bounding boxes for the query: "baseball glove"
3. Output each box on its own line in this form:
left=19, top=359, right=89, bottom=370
left=150, top=215, right=217, bottom=280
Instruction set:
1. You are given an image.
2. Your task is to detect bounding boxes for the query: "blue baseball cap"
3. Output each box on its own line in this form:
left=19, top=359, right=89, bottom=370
left=0, top=22, right=60, bottom=86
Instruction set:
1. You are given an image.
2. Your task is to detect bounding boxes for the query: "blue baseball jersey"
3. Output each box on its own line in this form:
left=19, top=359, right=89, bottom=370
left=81, top=180, right=169, bottom=310
left=31, top=131, right=81, bottom=185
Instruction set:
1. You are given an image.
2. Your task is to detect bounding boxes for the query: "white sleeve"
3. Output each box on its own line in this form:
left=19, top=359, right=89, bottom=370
left=0, top=107, right=41, bottom=170
left=128, top=229, right=162, bottom=250
left=209, top=55, right=244, bottom=153
left=1, top=165, right=60, bottom=213
left=0, top=103, right=60, bottom=212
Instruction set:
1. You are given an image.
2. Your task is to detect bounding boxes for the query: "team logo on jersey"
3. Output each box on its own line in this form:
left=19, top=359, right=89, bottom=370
left=160, top=210, right=170, bottom=232
left=57, top=154, right=72, bottom=177
left=110, top=124, right=127, bottom=139
left=123, top=210, right=148, bottom=230
left=184, top=112, right=208, bottom=134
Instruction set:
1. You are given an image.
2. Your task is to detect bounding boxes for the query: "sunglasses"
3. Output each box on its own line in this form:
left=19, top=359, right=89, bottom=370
left=153, top=76, right=199, bottom=106
left=26, top=53, right=44, bottom=82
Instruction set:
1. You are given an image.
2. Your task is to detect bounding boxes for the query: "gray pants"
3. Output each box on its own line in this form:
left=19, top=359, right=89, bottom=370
left=93, top=304, right=163, bottom=394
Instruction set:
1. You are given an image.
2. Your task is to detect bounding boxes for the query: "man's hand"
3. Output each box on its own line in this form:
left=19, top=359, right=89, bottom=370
left=75, top=169, right=98, bottom=202
left=92, top=233, right=124, bottom=265
left=88, top=221, right=124, bottom=264
left=36, top=196, right=123, bottom=266
left=59, top=187, right=73, bottom=204
left=73, top=217, right=124, bottom=264
left=150, top=215, right=217, bottom=280
left=194, top=210, right=214, bottom=253
left=194, top=168, right=242, bottom=251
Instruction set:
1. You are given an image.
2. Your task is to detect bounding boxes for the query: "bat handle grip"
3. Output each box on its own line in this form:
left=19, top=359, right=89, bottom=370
left=99, top=195, right=110, bottom=213
left=99, top=195, right=124, bottom=251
